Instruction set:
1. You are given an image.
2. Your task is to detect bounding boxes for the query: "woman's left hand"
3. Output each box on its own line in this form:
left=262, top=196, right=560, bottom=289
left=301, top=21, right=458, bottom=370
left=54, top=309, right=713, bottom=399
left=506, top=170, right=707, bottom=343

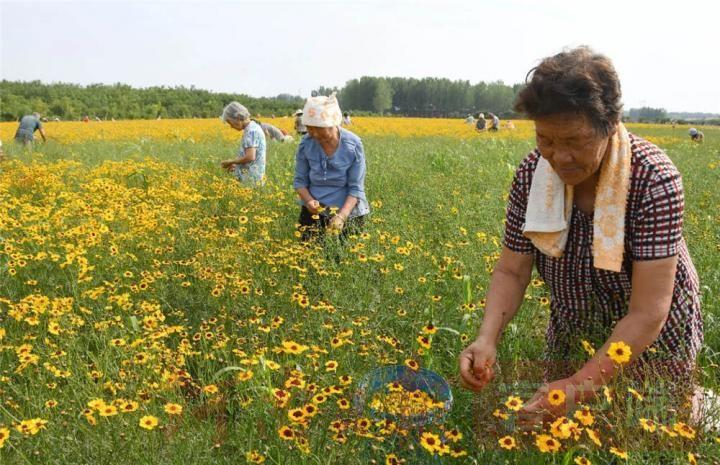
left=328, top=214, right=346, bottom=231
left=517, top=377, right=579, bottom=429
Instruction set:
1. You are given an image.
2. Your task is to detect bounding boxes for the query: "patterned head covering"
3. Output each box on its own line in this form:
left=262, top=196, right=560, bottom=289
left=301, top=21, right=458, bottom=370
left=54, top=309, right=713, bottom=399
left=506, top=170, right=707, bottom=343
left=301, top=92, right=342, bottom=128
left=221, top=102, right=250, bottom=122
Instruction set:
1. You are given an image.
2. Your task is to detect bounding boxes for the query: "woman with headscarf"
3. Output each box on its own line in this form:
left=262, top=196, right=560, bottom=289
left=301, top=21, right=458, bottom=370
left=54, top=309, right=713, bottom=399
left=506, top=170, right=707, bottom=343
left=475, top=113, right=487, bottom=132
left=292, top=92, right=370, bottom=241
left=459, top=47, right=703, bottom=426
left=219, top=102, right=267, bottom=186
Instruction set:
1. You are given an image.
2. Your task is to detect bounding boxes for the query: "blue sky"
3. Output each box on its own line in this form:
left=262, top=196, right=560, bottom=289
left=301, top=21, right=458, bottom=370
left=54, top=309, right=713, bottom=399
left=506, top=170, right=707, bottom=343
left=1, top=0, right=719, bottom=112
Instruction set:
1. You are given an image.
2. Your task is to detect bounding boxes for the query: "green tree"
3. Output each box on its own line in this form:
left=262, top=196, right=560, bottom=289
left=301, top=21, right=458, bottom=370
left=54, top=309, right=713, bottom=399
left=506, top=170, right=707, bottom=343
left=372, top=79, right=393, bottom=115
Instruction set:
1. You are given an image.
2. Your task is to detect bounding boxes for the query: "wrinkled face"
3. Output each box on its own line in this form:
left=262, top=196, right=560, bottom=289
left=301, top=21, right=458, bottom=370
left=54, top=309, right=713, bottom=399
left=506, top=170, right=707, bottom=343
left=534, top=113, right=614, bottom=186
left=226, top=118, right=247, bottom=132
left=306, top=126, right=338, bottom=143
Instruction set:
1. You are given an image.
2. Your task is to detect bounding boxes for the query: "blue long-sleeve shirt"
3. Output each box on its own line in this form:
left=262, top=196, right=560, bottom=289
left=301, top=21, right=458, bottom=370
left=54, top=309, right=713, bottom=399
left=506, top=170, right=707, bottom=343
left=293, top=128, right=370, bottom=218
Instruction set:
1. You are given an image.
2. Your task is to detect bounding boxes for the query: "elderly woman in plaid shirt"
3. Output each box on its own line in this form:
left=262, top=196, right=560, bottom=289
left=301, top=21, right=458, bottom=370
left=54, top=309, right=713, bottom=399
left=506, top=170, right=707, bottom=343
left=459, top=47, right=703, bottom=426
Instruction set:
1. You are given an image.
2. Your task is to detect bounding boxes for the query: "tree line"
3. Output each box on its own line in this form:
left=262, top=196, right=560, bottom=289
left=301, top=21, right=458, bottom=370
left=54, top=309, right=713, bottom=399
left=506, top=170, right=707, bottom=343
left=3, top=79, right=714, bottom=123
left=320, top=77, right=522, bottom=118
left=626, top=107, right=720, bottom=125
left=1, top=78, right=522, bottom=121
left=0, top=80, right=305, bottom=122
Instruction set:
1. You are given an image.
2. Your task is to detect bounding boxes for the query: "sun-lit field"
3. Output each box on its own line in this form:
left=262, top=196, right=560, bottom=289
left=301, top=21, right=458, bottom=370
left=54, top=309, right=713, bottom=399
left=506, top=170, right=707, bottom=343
left=2, top=117, right=538, bottom=143
left=0, top=118, right=718, bottom=464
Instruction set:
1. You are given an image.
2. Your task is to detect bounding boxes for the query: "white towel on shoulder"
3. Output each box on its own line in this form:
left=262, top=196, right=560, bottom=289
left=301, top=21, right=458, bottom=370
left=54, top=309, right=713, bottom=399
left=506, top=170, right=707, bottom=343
left=522, top=123, right=631, bottom=272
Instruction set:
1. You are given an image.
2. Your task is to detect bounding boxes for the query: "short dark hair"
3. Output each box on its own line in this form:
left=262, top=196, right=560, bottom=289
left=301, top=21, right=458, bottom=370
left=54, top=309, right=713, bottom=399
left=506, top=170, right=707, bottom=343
left=514, top=46, right=622, bottom=136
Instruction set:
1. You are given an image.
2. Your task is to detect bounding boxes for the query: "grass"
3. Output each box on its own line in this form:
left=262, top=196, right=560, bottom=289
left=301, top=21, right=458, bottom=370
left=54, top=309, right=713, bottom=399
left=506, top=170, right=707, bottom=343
left=0, top=122, right=718, bottom=464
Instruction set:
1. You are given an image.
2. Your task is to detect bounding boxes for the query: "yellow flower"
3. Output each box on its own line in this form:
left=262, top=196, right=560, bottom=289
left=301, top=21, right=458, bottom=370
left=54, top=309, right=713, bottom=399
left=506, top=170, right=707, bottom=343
left=336, top=398, right=350, bottom=410
left=99, top=405, right=119, bottom=417
left=504, top=396, right=523, bottom=411
left=280, top=340, right=309, bottom=355
left=287, top=408, right=306, bottom=423
left=603, top=386, right=613, bottom=404
left=444, top=429, right=462, bottom=442
left=404, top=359, right=419, bottom=371
left=202, top=384, right=219, bottom=394
left=237, top=370, right=254, bottom=381
left=688, top=452, right=697, bottom=465
left=498, top=435, right=516, bottom=450
left=673, top=422, right=696, bottom=439
left=573, top=406, right=595, bottom=426
left=324, top=360, right=338, bottom=372
left=120, top=400, right=139, bottom=413
left=581, top=340, right=595, bottom=356
left=574, top=457, right=592, bottom=465
left=387, top=382, right=404, bottom=392
left=609, top=447, right=628, bottom=460
left=607, top=341, right=632, bottom=364
left=139, top=415, right=159, bottom=430
left=535, top=434, right=561, bottom=453
left=0, top=427, right=10, bottom=448
left=585, top=428, right=602, bottom=446
left=548, top=389, right=566, bottom=406
left=385, top=453, right=404, bottom=465
left=277, top=425, right=294, bottom=441
left=422, top=323, right=437, bottom=334
left=627, top=387, right=644, bottom=401
left=419, top=432, right=443, bottom=454
left=245, top=450, right=265, bottom=464
left=492, top=409, right=509, bottom=420
left=164, top=403, right=183, bottom=415
left=639, top=418, right=657, bottom=433
left=550, top=417, right=579, bottom=440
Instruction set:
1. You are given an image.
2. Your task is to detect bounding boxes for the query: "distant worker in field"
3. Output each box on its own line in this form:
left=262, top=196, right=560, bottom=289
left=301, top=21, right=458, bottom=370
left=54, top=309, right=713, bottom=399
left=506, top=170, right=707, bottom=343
left=261, top=121, right=293, bottom=143
left=505, top=120, right=516, bottom=130
left=342, top=112, right=352, bottom=126
left=689, top=128, right=704, bottom=143
left=14, top=112, right=47, bottom=146
left=465, top=114, right=476, bottom=126
left=219, top=102, right=267, bottom=186
left=293, top=92, right=370, bottom=241
left=475, top=113, right=487, bottom=132
left=488, top=112, right=500, bottom=131
left=294, top=109, right=307, bottom=136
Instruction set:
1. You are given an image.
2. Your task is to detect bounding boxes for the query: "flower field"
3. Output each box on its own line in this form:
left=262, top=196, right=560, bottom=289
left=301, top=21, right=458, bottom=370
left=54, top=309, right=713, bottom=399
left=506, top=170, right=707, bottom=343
left=0, top=119, right=718, bottom=464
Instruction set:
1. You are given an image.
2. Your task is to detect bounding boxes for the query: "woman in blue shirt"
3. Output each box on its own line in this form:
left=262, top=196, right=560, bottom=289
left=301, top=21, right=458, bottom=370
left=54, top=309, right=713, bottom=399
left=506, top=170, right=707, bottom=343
left=220, top=102, right=267, bottom=186
left=293, top=93, right=370, bottom=241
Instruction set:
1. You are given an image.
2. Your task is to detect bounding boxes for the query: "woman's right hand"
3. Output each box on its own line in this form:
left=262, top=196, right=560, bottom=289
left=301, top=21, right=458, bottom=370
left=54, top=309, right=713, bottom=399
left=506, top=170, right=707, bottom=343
left=458, top=336, right=497, bottom=392
left=306, top=199, right=321, bottom=214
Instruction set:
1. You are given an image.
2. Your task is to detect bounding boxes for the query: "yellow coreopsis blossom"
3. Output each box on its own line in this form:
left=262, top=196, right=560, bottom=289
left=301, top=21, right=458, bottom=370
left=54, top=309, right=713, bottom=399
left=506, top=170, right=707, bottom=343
left=607, top=341, right=632, bottom=364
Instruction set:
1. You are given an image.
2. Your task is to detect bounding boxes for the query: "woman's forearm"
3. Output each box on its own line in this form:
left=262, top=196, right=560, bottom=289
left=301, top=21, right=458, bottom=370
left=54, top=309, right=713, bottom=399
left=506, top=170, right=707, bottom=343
left=571, top=257, right=675, bottom=398
left=571, top=311, right=667, bottom=398
left=295, top=187, right=315, bottom=205
left=338, top=196, right=358, bottom=218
